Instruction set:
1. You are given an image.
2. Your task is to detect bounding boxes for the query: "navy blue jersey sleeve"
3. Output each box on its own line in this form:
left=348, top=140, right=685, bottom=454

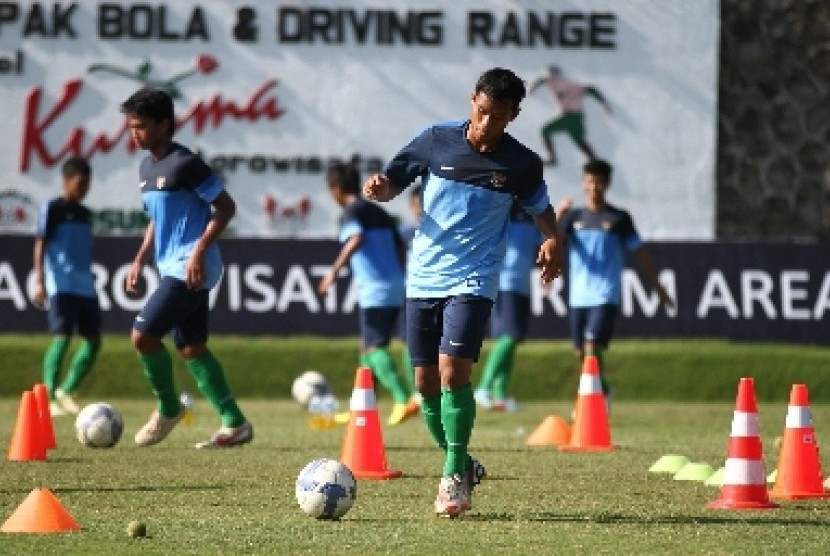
left=36, top=200, right=55, bottom=239
left=384, top=127, right=433, bottom=190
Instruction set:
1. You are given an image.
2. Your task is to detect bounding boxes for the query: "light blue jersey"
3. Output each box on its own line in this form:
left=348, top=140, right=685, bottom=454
left=37, top=198, right=96, bottom=298
left=385, top=121, right=550, bottom=301
left=339, top=199, right=405, bottom=308
left=139, top=143, right=224, bottom=290
left=499, top=207, right=543, bottom=296
left=560, top=204, right=642, bottom=307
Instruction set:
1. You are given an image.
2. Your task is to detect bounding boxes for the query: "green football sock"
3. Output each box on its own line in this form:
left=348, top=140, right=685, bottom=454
left=140, top=345, right=181, bottom=418
left=365, top=347, right=409, bottom=404
left=401, top=346, right=417, bottom=396
left=185, top=350, right=246, bottom=428
left=60, top=339, right=101, bottom=394
left=481, top=335, right=516, bottom=400
left=442, top=384, right=476, bottom=477
left=43, top=336, right=69, bottom=399
left=421, top=393, right=446, bottom=452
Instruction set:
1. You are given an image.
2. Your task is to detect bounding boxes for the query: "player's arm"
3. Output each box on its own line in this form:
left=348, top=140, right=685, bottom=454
left=366, top=127, right=432, bottom=202
left=585, top=86, right=612, bottom=115
left=185, top=190, right=236, bottom=290
left=32, top=237, right=46, bottom=307
left=632, top=248, right=674, bottom=308
left=127, top=221, right=155, bottom=295
left=531, top=205, right=565, bottom=284
left=318, top=233, right=363, bottom=296
left=363, top=174, right=402, bottom=202
left=528, top=76, right=546, bottom=94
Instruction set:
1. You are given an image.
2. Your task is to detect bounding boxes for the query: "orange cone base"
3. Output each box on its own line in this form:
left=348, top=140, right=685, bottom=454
left=527, top=415, right=571, bottom=447
left=559, top=444, right=615, bottom=453
left=708, top=486, right=778, bottom=510
left=707, top=499, right=779, bottom=510
left=1, top=488, right=82, bottom=533
left=770, top=488, right=830, bottom=500
left=353, top=469, right=403, bottom=480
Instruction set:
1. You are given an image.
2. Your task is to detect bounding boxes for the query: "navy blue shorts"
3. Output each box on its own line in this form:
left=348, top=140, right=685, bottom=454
left=490, top=291, right=530, bottom=341
left=569, top=304, right=618, bottom=350
left=406, top=295, right=494, bottom=366
left=360, top=306, right=401, bottom=349
left=48, top=294, right=101, bottom=337
left=133, top=277, right=210, bottom=349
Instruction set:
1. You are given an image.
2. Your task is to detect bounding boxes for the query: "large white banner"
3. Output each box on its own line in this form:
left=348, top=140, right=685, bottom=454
left=0, top=0, right=718, bottom=239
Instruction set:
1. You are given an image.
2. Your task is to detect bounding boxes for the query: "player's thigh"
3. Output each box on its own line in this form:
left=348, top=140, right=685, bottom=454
left=48, top=294, right=80, bottom=336
left=569, top=306, right=589, bottom=349
left=406, top=298, right=442, bottom=367
left=584, top=304, right=618, bottom=349
left=360, top=306, right=400, bottom=350
left=76, top=296, right=102, bottom=339
left=491, top=291, right=530, bottom=340
left=171, top=289, right=211, bottom=350
left=134, top=277, right=203, bottom=341
left=440, top=294, right=493, bottom=362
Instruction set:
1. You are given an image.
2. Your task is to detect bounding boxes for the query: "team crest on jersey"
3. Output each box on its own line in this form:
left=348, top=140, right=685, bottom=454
left=157, top=177, right=167, bottom=189
left=490, top=172, right=506, bottom=188
left=602, top=220, right=612, bottom=230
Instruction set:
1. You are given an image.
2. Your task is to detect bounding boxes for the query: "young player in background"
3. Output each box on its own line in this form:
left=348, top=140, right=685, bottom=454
left=122, top=87, right=253, bottom=449
left=33, top=156, right=101, bottom=416
left=363, top=67, right=564, bottom=517
left=397, top=185, right=423, bottom=410
left=557, top=159, right=674, bottom=406
left=474, top=202, right=542, bottom=412
left=318, top=162, right=418, bottom=426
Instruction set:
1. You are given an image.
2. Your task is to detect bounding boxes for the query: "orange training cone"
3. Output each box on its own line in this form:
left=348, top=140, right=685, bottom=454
left=340, top=367, right=403, bottom=479
left=33, top=384, right=57, bottom=451
left=1, top=487, right=81, bottom=533
left=527, top=414, right=571, bottom=446
left=770, top=384, right=830, bottom=499
left=708, top=377, right=778, bottom=509
left=559, top=356, right=614, bottom=452
left=7, top=391, right=47, bottom=462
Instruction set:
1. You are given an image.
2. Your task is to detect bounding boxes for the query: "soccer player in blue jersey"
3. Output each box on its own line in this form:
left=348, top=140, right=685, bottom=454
left=121, top=87, right=253, bottom=449
left=33, top=157, right=101, bottom=416
left=557, top=159, right=674, bottom=405
left=317, top=162, right=418, bottom=426
left=363, top=67, right=564, bottom=517
left=474, top=202, right=543, bottom=412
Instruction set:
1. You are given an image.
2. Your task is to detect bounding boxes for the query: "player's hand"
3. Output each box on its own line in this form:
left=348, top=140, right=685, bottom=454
left=126, top=260, right=143, bottom=295
left=32, top=282, right=46, bottom=308
left=537, top=238, right=564, bottom=285
left=363, top=174, right=391, bottom=201
left=555, top=198, right=573, bottom=219
left=657, top=285, right=675, bottom=309
left=317, top=271, right=336, bottom=296
left=185, top=251, right=206, bottom=290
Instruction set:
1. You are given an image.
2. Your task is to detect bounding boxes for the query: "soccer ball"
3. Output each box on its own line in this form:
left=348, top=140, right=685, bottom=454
left=75, top=402, right=124, bottom=448
left=295, top=459, right=357, bottom=520
left=291, top=370, right=331, bottom=406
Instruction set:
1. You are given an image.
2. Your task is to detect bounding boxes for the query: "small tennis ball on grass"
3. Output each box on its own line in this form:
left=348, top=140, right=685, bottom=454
left=126, top=520, right=147, bottom=538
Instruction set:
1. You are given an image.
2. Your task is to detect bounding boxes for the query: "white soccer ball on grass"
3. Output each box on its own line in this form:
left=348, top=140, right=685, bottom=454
left=295, top=458, right=357, bottom=520
left=75, top=402, right=124, bottom=448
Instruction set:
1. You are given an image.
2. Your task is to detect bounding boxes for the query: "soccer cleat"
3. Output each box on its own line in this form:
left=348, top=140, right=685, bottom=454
left=55, top=389, right=80, bottom=414
left=463, top=456, right=487, bottom=509
left=388, top=401, right=420, bottom=425
left=195, top=421, right=254, bottom=449
left=491, top=397, right=520, bottom=412
left=49, top=401, right=67, bottom=417
left=434, top=475, right=468, bottom=518
left=473, top=388, right=492, bottom=409
left=135, top=409, right=184, bottom=447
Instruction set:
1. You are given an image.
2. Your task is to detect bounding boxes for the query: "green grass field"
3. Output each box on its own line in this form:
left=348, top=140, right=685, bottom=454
left=2, top=398, right=830, bottom=554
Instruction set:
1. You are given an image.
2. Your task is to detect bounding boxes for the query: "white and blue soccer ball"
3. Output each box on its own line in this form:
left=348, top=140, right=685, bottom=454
left=75, top=402, right=124, bottom=448
left=291, top=370, right=331, bottom=406
left=295, top=459, right=357, bottom=520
